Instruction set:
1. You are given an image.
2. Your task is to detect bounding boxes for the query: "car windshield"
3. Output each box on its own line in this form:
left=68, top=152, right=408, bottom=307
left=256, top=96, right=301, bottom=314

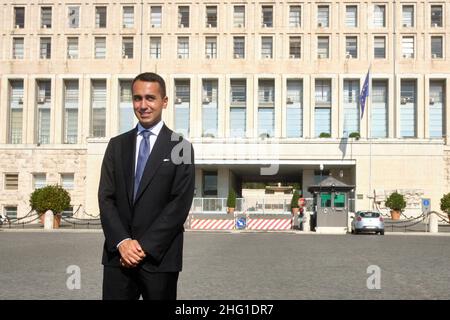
left=359, top=212, right=380, bottom=218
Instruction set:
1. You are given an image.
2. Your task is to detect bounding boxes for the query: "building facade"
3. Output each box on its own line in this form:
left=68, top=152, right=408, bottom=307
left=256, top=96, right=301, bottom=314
left=1, top=0, right=449, bottom=219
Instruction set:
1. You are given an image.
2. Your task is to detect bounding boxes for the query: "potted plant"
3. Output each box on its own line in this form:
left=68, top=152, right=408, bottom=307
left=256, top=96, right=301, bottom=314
left=30, top=185, right=71, bottom=228
left=385, top=192, right=406, bottom=220
left=440, top=193, right=450, bottom=221
left=319, top=132, right=331, bottom=138
left=290, top=189, right=300, bottom=215
left=226, top=188, right=237, bottom=214
left=349, top=132, right=360, bottom=140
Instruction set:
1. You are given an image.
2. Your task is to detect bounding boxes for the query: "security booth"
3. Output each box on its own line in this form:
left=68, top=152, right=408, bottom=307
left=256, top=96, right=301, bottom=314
left=307, top=176, right=354, bottom=232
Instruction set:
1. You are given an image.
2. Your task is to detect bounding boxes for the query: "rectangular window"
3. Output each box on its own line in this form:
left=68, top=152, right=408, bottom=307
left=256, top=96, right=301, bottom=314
left=36, top=80, right=51, bottom=144
left=315, top=79, right=331, bottom=137
left=431, top=36, right=443, bottom=58
left=258, top=79, right=275, bottom=138
left=67, top=37, right=78, bottom=59
left=429, top=80, right=445, bottom=138
left=233, top=37, right=245, bottom=59
left=289, top=6, right=301, bottom=27
left=202, top=171, right=218, bottom=196
left=61, top=174, right=74, bottom=190
left=262, top=6, right=273, bottom=27
left=205, top=37, right=217, bottom=59
left=119, top=80, right=134, bottom=134
left=95, top=37, right=106, bottom=59
left=150, top=6, right=162, bottom=27
left=178, top=6, right=190, bottom=27
left=374, top=36, right=386, bottom=58
left=40, top=37, right=51, bottom=59
left=33, top=173, right=46, bottom=189
left=9, top=80, right=24, bottom=144
left=202, top=79, right=218, bottom=137
left=91, top=80, right=107, bottom=138
left=286, top=79, right=303, bottom=137
left=371, top=80, right=388, bottom=138
left=343, top=80, right=360, bottom=136
left=206, top=6, right=217, bottom=27
left=177, top=37, right=189, bottom=58
left=13, top=37, right=24, bottom=59
left=431, top=5, right=443, bottom=27
left=230, top=79, right=246, bottom=137
left=346, top=6, right=357, bottom=27
left=14, top=7, right=25, bottom=28
left=373, top=5, right=386, bottom=27
left=174, top=80, right=190, bottom=137
left=318, top=36, right=329, bottom=58
left=41, top=7, right=52, bottom=28
left=402, top=36, right=414, bottom=58
left=95, top=6, right=107, bottom=28
left=233, top=5, right=245, bottom=27
left=5, top=174, right=19, bottom=190
left=68, top=6, right=79, bottom=28
left=4, top=206, right=18, bottom=219
left=122, top=37, right=133, bottom=58
left=62, top=206, right=73, bottom=217
left=400, top=80, right=417, bottom=138
left=261, top=37, right=273, bottom=58
left=346, top=36, right=357, bottom=58
left=289, top=36, right=301, bottom=59
left=63, top=80, right=79, bottom=144
left=150, top=37, right=161, bottom=59
left=123, top=6, right=134, bottom=28
left=317, top=6, right=329, bottom=27
left=402, top=5, right=414, bottom=27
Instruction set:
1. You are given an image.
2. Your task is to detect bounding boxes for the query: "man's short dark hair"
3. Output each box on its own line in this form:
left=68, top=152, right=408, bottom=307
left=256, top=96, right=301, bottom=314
left=131, top=72, right=166, bottom=98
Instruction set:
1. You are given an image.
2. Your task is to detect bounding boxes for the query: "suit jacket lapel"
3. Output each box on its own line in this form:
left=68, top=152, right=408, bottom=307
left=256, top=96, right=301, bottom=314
left=134, top=124, right=173, bottom=203
left=122, top=128, right=137, bottom=208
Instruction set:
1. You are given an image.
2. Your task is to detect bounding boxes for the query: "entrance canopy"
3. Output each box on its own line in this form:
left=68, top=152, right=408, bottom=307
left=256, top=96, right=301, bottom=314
left=307, top=176, right=355, bottom=193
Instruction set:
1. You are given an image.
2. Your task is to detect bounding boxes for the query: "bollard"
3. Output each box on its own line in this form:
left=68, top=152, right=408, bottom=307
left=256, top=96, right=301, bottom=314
left=44, top=210, right=54, bottom=230
left=302, top=211, right=310, bottom=232
left=429, top=212, right=438, bottom=233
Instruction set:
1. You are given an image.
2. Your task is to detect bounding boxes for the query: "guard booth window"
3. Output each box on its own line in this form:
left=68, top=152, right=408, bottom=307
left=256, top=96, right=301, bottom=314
left=334, top=193, right=346, bottom=208
left=320, top=192, right=332, bottom=207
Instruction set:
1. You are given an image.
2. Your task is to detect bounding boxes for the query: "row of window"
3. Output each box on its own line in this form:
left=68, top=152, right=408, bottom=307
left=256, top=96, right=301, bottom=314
left=6, top=34, right=446, bottom=60
left=4, top=78, right=446, bottom=143
left=10, top=3, right=446, bottom=30
left=3, top=173, right=74, bottom=190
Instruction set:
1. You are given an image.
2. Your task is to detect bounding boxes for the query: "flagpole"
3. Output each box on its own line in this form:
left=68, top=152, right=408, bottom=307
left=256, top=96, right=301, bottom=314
left=368, top=63, right=372, bottom=210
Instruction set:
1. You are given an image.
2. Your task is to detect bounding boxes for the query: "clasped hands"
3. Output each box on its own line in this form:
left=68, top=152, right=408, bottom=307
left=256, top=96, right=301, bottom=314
left=118, top=239, right=146, bottom=268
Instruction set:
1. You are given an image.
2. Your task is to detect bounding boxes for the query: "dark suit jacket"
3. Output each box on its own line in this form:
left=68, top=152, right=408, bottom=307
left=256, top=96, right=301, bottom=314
left=98, top=124, right=195, bottom=272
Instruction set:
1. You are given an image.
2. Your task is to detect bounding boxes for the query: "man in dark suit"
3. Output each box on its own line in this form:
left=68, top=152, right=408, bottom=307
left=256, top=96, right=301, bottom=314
left=98, top=72, right=195, bottom=300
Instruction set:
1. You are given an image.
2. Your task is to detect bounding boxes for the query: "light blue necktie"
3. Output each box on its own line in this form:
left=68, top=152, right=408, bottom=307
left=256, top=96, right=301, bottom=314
left=134, top=130, right=151, bottom=201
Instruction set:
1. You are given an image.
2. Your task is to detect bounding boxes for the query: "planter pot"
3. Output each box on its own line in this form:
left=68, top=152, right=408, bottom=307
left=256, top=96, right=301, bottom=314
left=390, top=210, right=401, bottom=220
left=292, top=208, right=299, bottom=215
left=227, top=207, right=235, bottom=214
left=39, top=214, right=45, bottom=224
left=53, top=214, right=61, bottom=229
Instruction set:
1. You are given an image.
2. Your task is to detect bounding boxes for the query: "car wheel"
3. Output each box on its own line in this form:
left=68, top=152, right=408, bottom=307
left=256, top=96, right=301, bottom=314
left=354, top=229, right=359, bottom=234
left=379, top=230, right=384, bottom=235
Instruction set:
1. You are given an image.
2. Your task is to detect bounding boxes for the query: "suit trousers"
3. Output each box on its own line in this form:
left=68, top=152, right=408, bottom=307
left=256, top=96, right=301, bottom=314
left=102, top=266, right=179, bottom=300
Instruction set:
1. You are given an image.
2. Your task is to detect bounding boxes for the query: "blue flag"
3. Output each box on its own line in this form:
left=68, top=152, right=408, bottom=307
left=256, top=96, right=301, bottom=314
left=359, top=69, right=370, bottom=120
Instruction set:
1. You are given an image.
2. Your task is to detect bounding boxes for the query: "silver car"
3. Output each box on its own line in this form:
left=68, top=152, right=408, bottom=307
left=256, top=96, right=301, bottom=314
left=351, top=211, right=384, bottom=235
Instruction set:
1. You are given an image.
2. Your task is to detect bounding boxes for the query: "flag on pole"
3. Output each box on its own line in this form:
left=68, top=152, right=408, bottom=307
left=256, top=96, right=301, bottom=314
left=359, top=69, right=370, bottom=120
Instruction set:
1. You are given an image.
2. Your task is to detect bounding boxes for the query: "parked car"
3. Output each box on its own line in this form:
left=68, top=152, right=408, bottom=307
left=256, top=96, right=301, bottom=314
left=351, top=211, right=384, bottom=235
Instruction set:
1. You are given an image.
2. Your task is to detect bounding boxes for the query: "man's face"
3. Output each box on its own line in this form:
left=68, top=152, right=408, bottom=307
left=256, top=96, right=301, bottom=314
left=132, top=80, right=168, bottom=128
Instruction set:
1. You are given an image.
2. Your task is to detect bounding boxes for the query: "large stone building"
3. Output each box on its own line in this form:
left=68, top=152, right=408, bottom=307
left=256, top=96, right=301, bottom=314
left=0, top=0, right=449, bottom=220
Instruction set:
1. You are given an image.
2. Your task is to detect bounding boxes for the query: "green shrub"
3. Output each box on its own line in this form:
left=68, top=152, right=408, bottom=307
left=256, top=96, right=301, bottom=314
left=319, top=132, right=331, bottom=138
left=385, top=192, right=406, bottom=211
left=30, top=185, right=71, bottom=215
left=291, top=189, right=300, bottom=209
left=440, top=193, right=450, bottom=214
left=227, top=188, right=237, bottom=208
left=349, top=132, right=360, bottom=140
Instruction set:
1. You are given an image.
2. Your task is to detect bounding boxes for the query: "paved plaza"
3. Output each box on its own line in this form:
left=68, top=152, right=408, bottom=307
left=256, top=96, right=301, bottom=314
left=0, top=230, right=449, bottom=300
